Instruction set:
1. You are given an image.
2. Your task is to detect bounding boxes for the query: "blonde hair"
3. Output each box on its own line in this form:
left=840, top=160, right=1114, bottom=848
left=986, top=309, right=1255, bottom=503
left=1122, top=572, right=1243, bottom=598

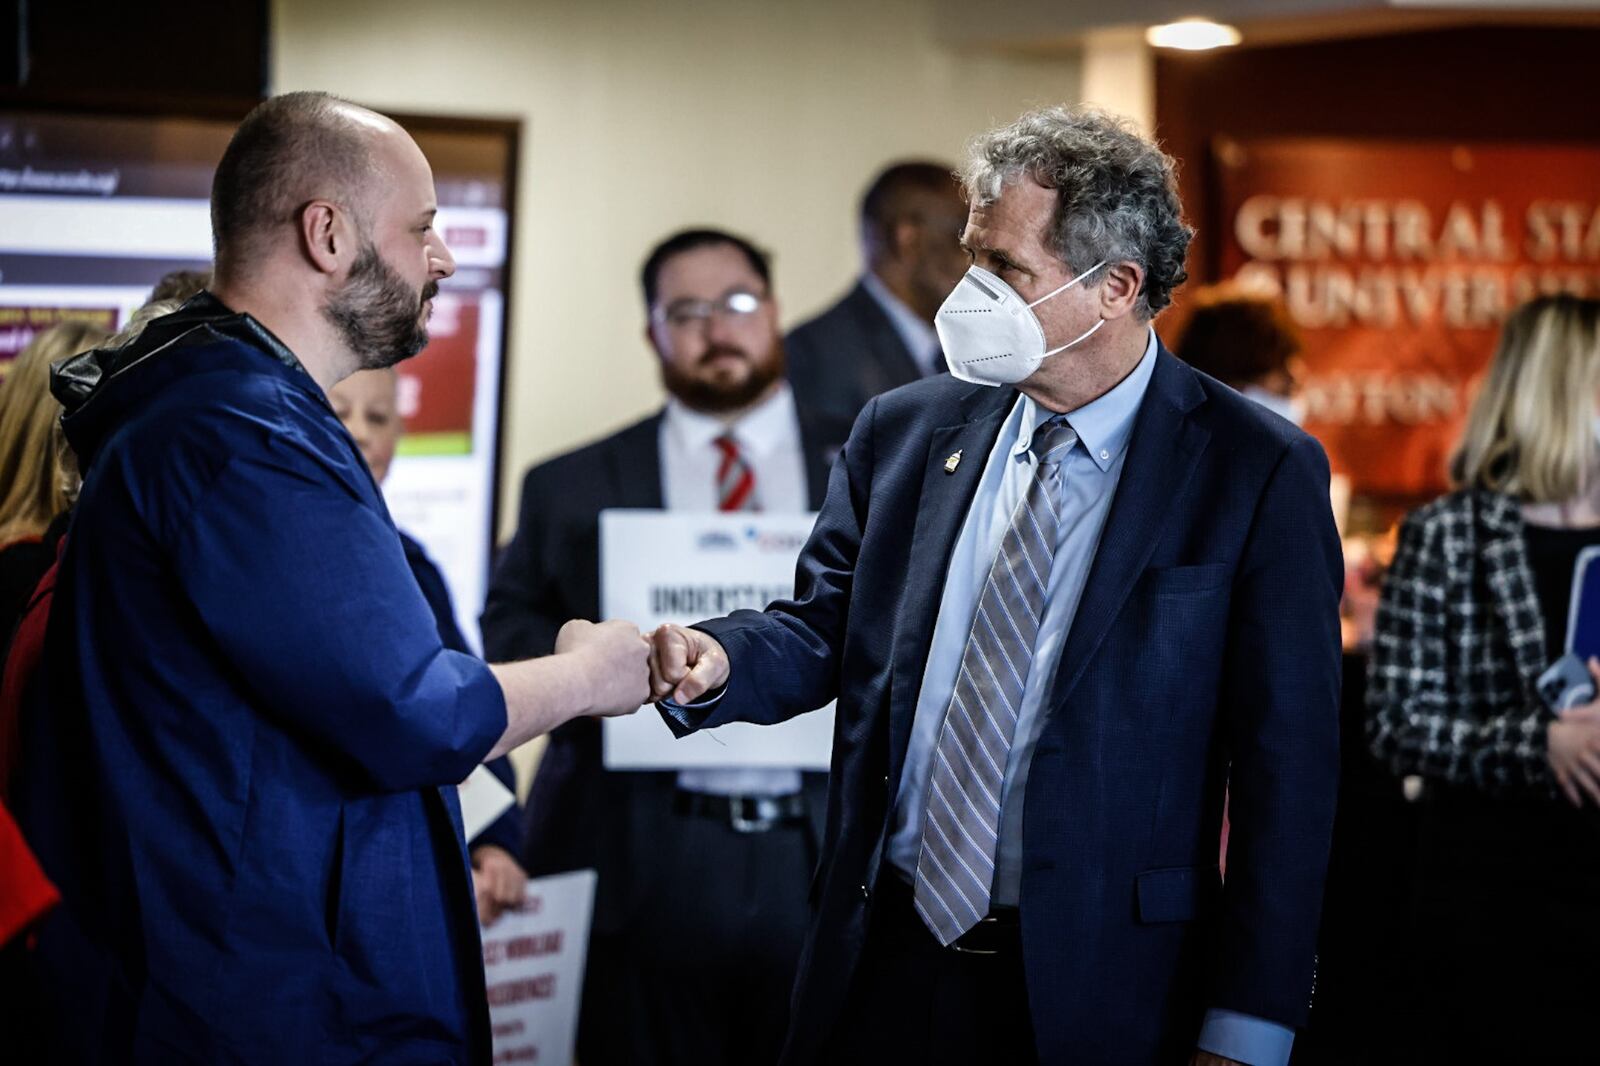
left=1451, top=295, right=1600, bottom=502
left=0, top=321, right=112, bottom=544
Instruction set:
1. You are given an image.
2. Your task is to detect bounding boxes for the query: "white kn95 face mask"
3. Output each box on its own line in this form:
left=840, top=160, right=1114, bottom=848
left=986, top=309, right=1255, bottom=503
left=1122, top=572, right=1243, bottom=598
left=933, top=260, right=1106, bottom=387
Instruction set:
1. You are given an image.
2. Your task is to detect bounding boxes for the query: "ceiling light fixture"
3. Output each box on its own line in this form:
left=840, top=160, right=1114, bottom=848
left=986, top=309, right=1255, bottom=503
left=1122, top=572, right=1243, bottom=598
left=1145, top=18, right=1242, bottom=51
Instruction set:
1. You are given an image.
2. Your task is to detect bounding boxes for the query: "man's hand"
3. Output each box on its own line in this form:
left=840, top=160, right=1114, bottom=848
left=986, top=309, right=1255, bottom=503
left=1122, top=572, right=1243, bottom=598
left=470, top=844, right=528, bottom=927
left=1191, top=1052, right=1246, bottom=1066
left=555, top=619, right=651, bottom=717
left=649, top=624, right=730, bottom=704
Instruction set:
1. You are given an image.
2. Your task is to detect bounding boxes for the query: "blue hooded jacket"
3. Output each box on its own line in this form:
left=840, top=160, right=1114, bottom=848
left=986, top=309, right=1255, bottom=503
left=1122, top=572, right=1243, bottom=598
left=12, top=294, right=507, bottom=1064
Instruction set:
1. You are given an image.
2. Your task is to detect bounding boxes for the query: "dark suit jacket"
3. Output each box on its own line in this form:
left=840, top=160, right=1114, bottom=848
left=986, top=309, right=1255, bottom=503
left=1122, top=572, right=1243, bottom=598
left=480, top=401, right=851, bottom=934
left=665, top=345, right=1344, bottom=1065
left=785, top=280, right=928, bottom=426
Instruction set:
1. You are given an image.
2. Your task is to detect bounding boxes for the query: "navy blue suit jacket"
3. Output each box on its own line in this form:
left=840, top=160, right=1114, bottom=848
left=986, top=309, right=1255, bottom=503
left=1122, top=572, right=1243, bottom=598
left=665, top=344, right=1343, bottom=1065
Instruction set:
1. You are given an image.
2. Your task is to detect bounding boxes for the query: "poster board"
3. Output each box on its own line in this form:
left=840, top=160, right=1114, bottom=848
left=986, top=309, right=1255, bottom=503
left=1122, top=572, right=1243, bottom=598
left=599, top=510, right=835, bottom=770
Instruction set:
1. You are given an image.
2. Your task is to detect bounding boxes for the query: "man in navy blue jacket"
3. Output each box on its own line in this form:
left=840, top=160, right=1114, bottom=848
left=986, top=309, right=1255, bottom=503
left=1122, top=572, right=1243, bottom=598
left=649, top=107, right=1342, bottom=1066
left=11, top=92, right=649, bottom=1064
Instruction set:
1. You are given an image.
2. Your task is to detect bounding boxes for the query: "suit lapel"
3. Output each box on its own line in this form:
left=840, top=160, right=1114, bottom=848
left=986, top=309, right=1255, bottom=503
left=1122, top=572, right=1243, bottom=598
left=846, top=282, right=925, bottom=392
left=1477, top=491, right=1545, bottom=692
left=888, top=387, right=1016, bottom=784
left=609, top=412, right=666, bottom=508
left=797, top=410, right=849, bottom=510
left=1047, top=350, right=1210, bottom=711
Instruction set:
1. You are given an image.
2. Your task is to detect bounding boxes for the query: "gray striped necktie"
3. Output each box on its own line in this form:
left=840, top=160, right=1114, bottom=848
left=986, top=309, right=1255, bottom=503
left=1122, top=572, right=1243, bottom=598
left=913, top=415, right=1078, bottom=945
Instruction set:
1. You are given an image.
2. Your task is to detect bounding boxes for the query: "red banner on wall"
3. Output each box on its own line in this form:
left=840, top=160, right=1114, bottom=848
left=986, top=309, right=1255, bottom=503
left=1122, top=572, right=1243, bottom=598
left=1213, top=138, right=1600, bottom=497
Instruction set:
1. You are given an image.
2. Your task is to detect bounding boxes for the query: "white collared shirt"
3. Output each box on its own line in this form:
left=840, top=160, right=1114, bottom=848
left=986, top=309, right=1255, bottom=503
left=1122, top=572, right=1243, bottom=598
left=660, top=383, right=807, bottom=796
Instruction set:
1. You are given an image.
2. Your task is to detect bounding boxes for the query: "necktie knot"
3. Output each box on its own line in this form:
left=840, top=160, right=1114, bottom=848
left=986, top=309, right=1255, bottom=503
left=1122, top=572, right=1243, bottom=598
left=713, top=433, right=741, bottom=461
left=1030, top=416, right=1077, bottom=468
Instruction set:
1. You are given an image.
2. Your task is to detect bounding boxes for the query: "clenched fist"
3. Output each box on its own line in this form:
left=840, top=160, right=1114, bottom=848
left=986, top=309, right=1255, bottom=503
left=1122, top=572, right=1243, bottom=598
left=649, top=624, right=731, bottom=704
left=555, top=619, right=651, bottom=717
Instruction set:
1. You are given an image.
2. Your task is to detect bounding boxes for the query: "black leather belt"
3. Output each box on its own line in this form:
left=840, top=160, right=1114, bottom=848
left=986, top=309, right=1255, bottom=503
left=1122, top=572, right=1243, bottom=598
left=673, top=789, right=808, bottom=833
left=949, top=907, right=1021, bottom=955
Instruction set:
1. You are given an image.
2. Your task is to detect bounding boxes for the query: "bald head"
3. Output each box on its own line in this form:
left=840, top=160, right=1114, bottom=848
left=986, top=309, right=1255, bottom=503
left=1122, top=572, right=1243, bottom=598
left=210, top=91, right=399, bottom=279
left=205, top=91, right=455, bottom=392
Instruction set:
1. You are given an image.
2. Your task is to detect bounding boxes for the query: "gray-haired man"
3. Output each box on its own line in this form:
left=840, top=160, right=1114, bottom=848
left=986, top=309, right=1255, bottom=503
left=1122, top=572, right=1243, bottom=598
left=648, top=106, right=1342, bottom=1066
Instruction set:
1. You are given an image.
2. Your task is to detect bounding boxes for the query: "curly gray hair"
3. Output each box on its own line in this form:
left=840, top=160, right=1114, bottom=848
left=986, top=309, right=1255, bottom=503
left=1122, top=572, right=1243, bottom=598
left=962, top=106, right=1193, bottom=318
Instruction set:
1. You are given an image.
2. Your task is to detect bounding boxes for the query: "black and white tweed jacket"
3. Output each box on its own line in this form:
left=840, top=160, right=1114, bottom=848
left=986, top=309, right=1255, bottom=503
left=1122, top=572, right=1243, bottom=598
left=1366, top=489, right=1557, bottom=795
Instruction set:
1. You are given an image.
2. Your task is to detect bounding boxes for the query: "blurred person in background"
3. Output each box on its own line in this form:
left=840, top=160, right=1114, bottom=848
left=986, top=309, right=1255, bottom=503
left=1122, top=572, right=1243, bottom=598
left=1175, top=283, right=1305, bottom=425
left=10, top=91, right=648, bottom=1064
left=482, top=227, right=851, bottom=1066
left=0, top=321, right=110, bottom=649
left=146, top=268, right=212, bottom=305
left=330, top=366, right=528, bottom=926
left=0, top=321, right=106, bottom=1065
left=1367, top=294, right=1600, bottom=1062
left=786, top=161, right=967, bottom=425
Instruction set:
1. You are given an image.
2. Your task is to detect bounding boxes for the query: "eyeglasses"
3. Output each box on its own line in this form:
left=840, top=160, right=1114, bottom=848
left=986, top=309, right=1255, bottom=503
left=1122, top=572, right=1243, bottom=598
left=652, top=290, right=766, bottom=329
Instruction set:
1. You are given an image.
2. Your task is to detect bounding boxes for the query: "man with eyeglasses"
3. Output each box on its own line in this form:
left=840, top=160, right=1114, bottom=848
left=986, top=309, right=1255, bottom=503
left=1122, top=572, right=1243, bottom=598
left=482, top=228, right=852, bottom=1066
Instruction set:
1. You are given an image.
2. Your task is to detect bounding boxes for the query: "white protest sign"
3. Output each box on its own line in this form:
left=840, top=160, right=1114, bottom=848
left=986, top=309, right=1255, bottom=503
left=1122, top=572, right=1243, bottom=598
left=600, top=509, right=836, bottom=769
left=483, top=869, right=597, bottom=1066
left=457, top=764, right=516, bottom=843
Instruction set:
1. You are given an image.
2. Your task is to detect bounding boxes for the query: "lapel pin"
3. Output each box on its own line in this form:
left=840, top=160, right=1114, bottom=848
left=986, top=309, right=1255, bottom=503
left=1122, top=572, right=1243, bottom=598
left=944, top=449, right=963, bottom=474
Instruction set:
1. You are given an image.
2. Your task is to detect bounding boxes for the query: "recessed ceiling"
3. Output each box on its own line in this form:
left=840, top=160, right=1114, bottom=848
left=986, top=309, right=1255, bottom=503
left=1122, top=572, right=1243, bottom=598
left=933, top=0, right=1600, bottom=52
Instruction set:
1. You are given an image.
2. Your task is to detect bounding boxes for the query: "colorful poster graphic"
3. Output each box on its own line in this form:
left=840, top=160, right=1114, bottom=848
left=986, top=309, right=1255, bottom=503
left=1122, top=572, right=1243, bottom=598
left=0, top=304, right=120, bottom=378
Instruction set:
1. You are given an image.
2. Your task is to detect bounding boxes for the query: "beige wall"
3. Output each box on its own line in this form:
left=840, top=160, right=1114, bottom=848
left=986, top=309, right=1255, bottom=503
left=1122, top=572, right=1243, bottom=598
left=272, top=0, right=1084, bottom=542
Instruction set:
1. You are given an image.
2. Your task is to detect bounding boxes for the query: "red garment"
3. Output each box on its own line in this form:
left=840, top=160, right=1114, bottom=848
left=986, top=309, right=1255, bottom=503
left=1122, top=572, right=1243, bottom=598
left=0, top=797, right=56, bottom=945
left=0, top=553, right=61, bottom=945
left=0, top=554, right=57, bottom=796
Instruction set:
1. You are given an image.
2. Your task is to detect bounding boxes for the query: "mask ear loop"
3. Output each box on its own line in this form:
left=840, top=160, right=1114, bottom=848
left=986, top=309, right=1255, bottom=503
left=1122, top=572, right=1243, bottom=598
left=1032, top=260, right=1108, bottom=357
left=1041, top=318, right=1105, bottom=358
left=1025, top=260, right=1107, bottom=309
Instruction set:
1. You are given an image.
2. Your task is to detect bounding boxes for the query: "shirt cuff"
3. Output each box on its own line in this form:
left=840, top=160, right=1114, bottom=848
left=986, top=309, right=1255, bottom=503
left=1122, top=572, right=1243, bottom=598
left=1197, top=1009, right=1295, bottom=1066
left=655, top=683, right=728, bottom=736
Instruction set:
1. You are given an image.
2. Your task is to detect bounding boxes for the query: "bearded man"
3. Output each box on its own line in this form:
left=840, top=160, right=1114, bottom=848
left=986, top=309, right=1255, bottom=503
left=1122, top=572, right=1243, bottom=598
left=481, top=228, right=851, bottom=1066
left=11, top=92, right=649, bottom=1064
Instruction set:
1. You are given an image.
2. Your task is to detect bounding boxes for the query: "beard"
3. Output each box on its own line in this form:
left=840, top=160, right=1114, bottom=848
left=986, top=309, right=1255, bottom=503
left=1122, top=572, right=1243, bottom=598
left=322, top=241, right=438, bottom=371
left=660, top=339, right=786, bottom=415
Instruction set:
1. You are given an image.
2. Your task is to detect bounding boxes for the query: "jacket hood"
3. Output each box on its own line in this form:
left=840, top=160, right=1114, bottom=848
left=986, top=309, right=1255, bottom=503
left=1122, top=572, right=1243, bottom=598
left=52, top=292, right=307, bottom=470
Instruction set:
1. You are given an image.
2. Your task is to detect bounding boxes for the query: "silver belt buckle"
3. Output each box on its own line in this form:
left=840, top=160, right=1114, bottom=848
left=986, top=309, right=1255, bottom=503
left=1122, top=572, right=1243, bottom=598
left=729, top=797, right=778, bottom=834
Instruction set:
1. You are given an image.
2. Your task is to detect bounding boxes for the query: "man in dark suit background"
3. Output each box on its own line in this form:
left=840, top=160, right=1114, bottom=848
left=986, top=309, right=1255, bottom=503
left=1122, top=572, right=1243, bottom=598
left=481, top=228, right=851, bottom=1066
left=785, top=161, right=967, bottom=425
left=650, top=107, right=1342, bottom=1066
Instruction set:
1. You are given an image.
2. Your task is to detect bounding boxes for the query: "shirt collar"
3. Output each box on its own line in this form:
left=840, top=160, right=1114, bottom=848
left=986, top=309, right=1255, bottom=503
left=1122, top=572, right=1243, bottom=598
left=859, top=271, right=940, bottom=371
left=664, top=381, right=798, bottom=457
left=1014, top=327, right=1159, bottom=473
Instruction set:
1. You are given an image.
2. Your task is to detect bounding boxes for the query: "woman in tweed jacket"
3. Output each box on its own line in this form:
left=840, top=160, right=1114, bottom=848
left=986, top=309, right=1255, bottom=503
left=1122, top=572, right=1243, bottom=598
left=1366, top=294, right=1600, bottom=1062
